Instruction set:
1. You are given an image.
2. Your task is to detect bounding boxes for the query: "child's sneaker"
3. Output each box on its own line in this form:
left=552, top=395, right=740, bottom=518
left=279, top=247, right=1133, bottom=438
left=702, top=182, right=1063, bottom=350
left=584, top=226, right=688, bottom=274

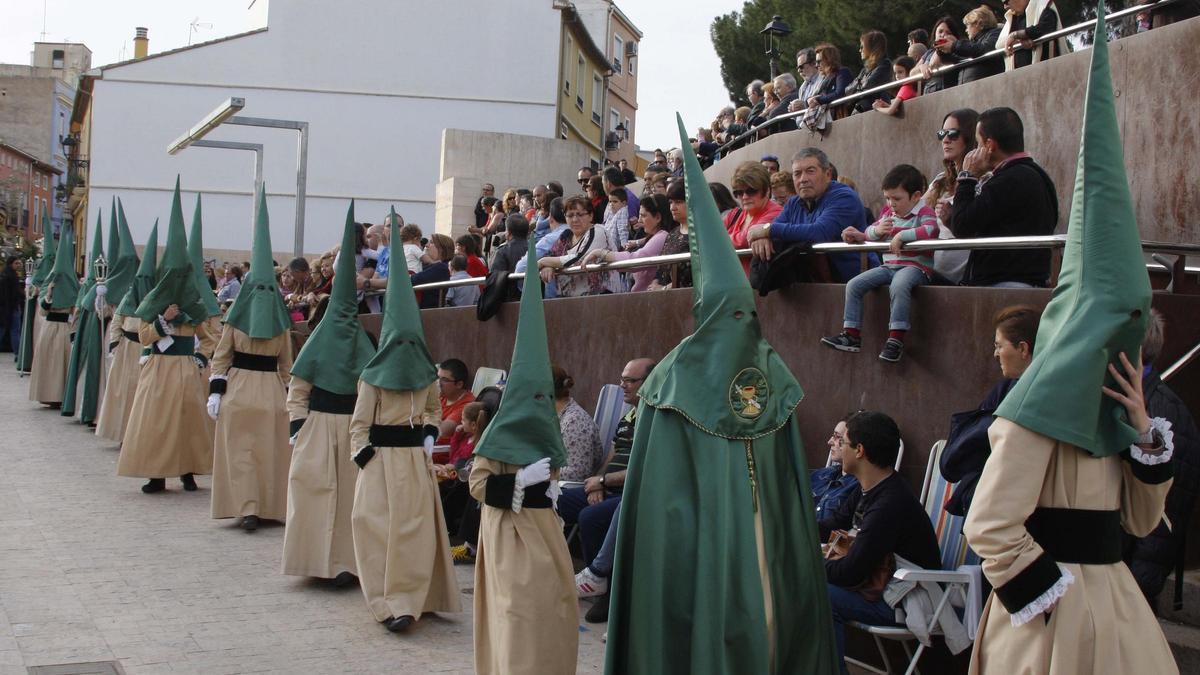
left=820, top=332, right=862, bottom=353
left=878, top=338, right=904, bottom=363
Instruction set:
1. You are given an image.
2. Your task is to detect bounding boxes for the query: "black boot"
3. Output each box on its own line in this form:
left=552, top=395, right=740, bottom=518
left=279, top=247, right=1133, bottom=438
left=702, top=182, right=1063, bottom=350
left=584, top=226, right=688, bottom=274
left=240, top=515, right=260, bottom=532
left=585, top=593, right=610, bottom=623
left=180, top=474, right=197, bottom=491
left=332, top=571, right=357, bottom=588
left=141, top=478, right=166, bottom=494
left=386, top=615, right=415, bottom=633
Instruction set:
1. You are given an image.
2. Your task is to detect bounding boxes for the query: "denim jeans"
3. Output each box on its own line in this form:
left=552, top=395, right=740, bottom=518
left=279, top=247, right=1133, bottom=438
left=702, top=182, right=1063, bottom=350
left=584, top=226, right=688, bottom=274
left=556, top=487, right=621, bottom=564
left=843, top=264, right=930, bottom=331
left=828, top=582, right=900, bottom=675
left=588, top=502, right=621, bottom=577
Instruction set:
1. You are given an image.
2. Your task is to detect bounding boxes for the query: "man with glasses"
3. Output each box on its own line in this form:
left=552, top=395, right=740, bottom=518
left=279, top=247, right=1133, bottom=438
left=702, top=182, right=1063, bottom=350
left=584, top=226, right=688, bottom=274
left=435, top=358, right=474, bottom=443
left=789, top=47, right=823, bottom=114
left=474, top=183, right=494, bottom=230
left=577, top=166, right=594, bottom=189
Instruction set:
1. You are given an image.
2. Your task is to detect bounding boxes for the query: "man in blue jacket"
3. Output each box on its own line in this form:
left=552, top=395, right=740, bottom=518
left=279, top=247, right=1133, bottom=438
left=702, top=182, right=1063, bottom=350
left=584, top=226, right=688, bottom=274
left=746, top=147, right=871, bottom=282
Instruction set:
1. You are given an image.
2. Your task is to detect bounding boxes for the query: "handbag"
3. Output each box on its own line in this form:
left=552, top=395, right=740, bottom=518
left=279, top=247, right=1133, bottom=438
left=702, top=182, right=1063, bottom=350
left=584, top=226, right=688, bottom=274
left=749, top=242, right=834, bottom=296
left=824, top=528, right=896, bottom=603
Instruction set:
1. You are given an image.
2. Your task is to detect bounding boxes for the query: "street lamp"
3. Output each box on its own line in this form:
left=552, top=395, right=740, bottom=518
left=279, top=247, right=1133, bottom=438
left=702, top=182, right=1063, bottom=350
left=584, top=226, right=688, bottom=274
left=760, top=15, right=792, bottom=80
left=167, top=97, right=246, bottom=155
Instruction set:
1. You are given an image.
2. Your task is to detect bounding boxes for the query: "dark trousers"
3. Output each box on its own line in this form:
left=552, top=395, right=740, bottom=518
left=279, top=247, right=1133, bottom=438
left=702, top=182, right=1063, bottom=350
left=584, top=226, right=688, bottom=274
left=556, top=486, right=621, bottom=564
left=828, top=582, right=900, bottom=675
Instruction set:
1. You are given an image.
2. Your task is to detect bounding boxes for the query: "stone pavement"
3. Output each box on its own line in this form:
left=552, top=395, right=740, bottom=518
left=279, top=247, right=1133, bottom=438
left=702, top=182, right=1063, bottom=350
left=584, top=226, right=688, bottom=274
left=0, top=367, right=606, bottom=674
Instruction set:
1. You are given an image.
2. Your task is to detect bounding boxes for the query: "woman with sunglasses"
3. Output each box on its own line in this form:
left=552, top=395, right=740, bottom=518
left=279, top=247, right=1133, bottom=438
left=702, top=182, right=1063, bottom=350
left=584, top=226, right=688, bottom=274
left=723, top=162, right=782, bottom=275
left=926, top=108, right=980, bottom=284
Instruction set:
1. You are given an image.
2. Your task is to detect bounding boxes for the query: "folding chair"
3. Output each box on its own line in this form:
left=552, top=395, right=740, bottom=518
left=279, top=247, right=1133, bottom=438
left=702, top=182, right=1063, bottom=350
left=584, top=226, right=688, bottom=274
left=845, top=440, right=983, bottom=675
left=565, top=384, right=630, bottom=550
left=471, top=367, right=507, bottom=396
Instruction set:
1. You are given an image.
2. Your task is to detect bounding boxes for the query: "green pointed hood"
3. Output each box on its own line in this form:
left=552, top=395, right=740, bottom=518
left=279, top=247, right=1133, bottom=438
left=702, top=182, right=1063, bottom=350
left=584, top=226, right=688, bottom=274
left=636, top=116, right=803, bottom=440
left=188, top=194, right=221, bottom=318
left=116, top=219, right=157, bottom=316
left=105, top=198, right=120, bottom=278
left=44, top=222, right=80, bottom=310
left=75, top=210, right=104, bottom=311
left=358, top=207, right=437, bottom=391
left=291, top=201, right=377, bottom=394
left=995, top=3, right=1150, bottom=458
left=222, top=187, right=291, bottom=338
left=134, top=177, right=207, bottom=324
left=30, top=209, right=57, bottom=287
left=105, top=199, right=139, bottom=310
left=473, top=241, right=568, bottom=468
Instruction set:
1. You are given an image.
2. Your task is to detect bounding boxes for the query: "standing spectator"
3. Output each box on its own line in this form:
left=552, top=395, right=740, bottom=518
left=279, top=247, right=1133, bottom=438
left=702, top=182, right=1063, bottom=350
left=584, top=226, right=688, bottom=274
left=398, top=224, right=425, bottom=274
left=514, top=199, right=568, bottom=297
left=576, top=166, right=594, bottom=190
left=616, top=160, right=636, bottom=186
left=770, top=170, right=797, bottom=206
left=552, top=365, right=604, bottom=482
left=746, top=147, right=871, bottom=283
left=872, top=56, right=919, bottom=116
left=586, top=175, right=606, bottom=224
left=998, top=0, right=1068, bottom=70
left=538, top=198, right=620, bottom=297
left=488, top=213, right=529, bottom=277
left=601, top=188, right=631, bottom=252
left=216, top=264, right=242, bottom=306
left=806, top=44, right=854, bottom=129
left=790, top=47, right=823, bottom=113
left=444, top=256, right=480, bottom=308
left=948, top=5, right=1004, bottom=84
left=666, top=149, right=684, bottom=178
left=926, top=108, right=980, bottom=284
left=454, top=234, right=489, bottom=279
left=602, top=166, right=640, bottom=223
left=845, top=31, right=893, bottom=113
left=0, top=258, right=23, bottom=352
left=435, top=358, right=475, bottom=444
left=907, top=28, right=930, bottom=53
left=724, top=162, right=783, bottom=275
left=746, top=79, right=766, bottom=124
left=950, top=106, right=1058, bottom=287
left=651, top=181, right=692, bottom=290
left=583, top=194, right=675, bottom=292
left=474, top=183, right=494, bottom=230
left=766, top=72, right=800, bottom=132
left=915, top=16, right=966, bottom=94
left=410, top=234, right=454, bottom=308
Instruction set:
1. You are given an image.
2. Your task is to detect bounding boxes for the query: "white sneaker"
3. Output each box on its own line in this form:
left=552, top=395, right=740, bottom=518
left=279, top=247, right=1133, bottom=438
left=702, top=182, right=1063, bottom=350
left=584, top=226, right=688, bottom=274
left=575, top=566, right=609, bottom=598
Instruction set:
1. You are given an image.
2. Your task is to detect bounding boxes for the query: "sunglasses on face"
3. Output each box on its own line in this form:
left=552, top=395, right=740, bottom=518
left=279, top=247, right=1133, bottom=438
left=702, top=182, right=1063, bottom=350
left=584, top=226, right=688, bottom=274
left=936, top=129, right=962, bottom=141
left=578, top=179, right=589, bottom=185
left=732, top=188, right=760, bottom=198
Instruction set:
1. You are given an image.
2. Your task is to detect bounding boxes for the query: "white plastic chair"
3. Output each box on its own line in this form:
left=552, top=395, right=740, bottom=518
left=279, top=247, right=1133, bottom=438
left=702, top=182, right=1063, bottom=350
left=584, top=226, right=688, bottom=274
left=471, top=367, right=506, bottom=396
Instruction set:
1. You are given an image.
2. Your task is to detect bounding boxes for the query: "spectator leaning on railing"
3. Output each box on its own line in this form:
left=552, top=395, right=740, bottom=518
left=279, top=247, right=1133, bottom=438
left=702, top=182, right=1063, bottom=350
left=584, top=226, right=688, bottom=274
left=845, top=30, right=893, bottom=114
left=916, top=16, right=966, bottom=94
left=949, top=106, right=1058, bottom=287
left=871, top=56, right=919, bottom=116
left=998, top=0, right=1068, bottom=70
left=949, top=5, right=1004, bottom=84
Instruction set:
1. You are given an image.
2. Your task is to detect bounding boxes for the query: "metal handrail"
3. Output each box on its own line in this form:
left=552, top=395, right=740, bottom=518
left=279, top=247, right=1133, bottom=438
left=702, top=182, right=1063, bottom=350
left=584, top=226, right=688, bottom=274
left=716, top=0, right=1183, bottom=155
left=409, top=235, right=1200, bottom=292
left=1163, top=340, right=1200, bottom=381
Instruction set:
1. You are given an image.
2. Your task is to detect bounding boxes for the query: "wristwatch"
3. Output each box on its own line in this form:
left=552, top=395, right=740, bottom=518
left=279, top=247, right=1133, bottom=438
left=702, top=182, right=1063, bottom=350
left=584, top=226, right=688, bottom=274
left=599, top=474, right=607, bottom=489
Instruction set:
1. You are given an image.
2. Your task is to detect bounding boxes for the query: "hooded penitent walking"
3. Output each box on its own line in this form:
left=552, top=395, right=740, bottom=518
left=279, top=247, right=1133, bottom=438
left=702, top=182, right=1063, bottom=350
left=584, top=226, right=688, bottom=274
left=604, top=118, right=838, bottom=675
left=470, top=241, right=578, bottom=675
left=28, top=220, right=78, bottom=407
left=208, top=188, right=293, bottom=531
left=18, top=210, right=56, bottom=375
left=348, top=207, right=460, bottom=633
left=62, top=206, right=111, bottom=423
left=96, top=205, right=149, bottom=444
left=964, top=7, right=1177, bottom=673
left=282, top=201, right=376, bottom=580
left=117, top=178, right=216, bottom=493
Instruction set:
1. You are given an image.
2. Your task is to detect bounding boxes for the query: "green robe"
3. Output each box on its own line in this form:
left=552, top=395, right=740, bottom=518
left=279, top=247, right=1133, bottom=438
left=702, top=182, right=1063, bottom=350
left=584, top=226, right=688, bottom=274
left=62, top=212, right=107, bottom=421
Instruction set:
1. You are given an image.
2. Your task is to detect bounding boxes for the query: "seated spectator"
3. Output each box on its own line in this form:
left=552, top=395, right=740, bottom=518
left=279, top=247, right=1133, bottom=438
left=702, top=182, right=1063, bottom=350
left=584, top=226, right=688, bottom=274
left=649, top=181, right=692, bottom=290
left=725, top=106, right=751, bottom=144
left=601, top=188, right=631, bottom=252
left=552, top=365, right=605, bottom=482
left=806, top=44, right=854, bottom=127
left=646, top=148, right=668, bottom=174
left=710, top=182, right=738, bottom=216
left=845, top=31, right=893, bottom=113
left=825, top=411, right=941, bottom=674
left=583, top=194, right=675, bottom=292
left=454, top=234, right=489, bottom=279
left=915, top=16, right=966, bottom=94
left=770, top=170, right=796, bottom=206
left=359, top=221, right=389, bottom=312
left=695, top=127, right=719, bottom=167
left=398, top=223, right=424, bottom=273
left=488, top=213, right=530, bottom=278
left=216, top=264, right=242, bottom=305
left=445, top=398, right=497, bottom=564
left=435, top=358, right=475, bottom=443
left=724, top=162, right=783, bottom=275
left=645, top=172, right=669, bottom=197
left=410, top=233, right=454, bottom=308
left=1123, top=309, right=1200, bottom=607
left=283, top=257, right=313, bottom=320
left=813, top=415, right=862, bottom=537
left=746, top=80, right=767, bottom=124
left=941, top=304, right=1041, bottom=517
left=907, top=28, right=930, bottom=55
left=515, top=197, right=569, bottom=296
left=760, top=154, right=780, bottom=174
left=538, top=196, right=620, bottom=297
left=557, top=357, right=654, bottom=624
left=790, top=47, right=823, bottom=114
left=747, top=147, right=872, bottom=283
left=872, top=56, right=919, bottom=116
left=949, top=106, right=1058, bottom=287
left=665, top=149, right=684, bottom=178
left=948, top=5, right=1004, bottom=84
left=998, top=0, right=1068, bottom=70
left=765, top=72, right=799, bottom=132
left=444, top=255, right=480, bottom=308
left=823, top=164, right=938, bottom=363
left=760, top=82, right=780, bottom=124
left=926, top=108, right=980, bottom=284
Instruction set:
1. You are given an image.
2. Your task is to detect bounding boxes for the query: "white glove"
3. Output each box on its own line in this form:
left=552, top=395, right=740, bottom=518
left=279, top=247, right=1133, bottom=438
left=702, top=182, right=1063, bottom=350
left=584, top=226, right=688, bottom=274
left=515, top=457, right=551, bottom=489
left=546, top=479, right=561, bottom=511
left=94, top=284, right=107, bottom=313
left=423, top=435, right=435, bottom=458
left=206, top=393, right=221, bottom=420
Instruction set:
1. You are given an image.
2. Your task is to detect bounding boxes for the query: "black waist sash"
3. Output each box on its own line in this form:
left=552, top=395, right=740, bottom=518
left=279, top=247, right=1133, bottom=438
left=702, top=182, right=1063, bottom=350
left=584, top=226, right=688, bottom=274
left=309, top=386, right=357, bottom=415
left=122, top=330, right=139, bottom=342
left=45, top=312, right=69, bottom=323
left=483, top=476, right=553, bottom=509
left=232, top=351, right=278, bottom=372
left=369, top=424, right=425, bottom=448
left=1025, top=507, right=1122, bottom=565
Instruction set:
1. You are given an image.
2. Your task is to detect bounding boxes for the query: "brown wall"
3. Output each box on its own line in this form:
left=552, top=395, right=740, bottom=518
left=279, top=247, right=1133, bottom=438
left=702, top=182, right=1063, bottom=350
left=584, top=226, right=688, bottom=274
left=705, top=18, right=1200, bottom=245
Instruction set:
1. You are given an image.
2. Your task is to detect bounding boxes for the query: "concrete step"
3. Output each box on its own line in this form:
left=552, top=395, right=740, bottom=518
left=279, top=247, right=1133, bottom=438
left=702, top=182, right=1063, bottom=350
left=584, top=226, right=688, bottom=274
left=1160, top=619, right=1200, bottom=674
left=1156, top=570, right=1200, bottom=628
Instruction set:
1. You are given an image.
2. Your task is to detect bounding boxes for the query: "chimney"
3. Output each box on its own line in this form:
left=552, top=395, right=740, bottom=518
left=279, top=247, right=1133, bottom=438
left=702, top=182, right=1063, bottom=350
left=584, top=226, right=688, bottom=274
left=133, top=27, right=149, bottom=59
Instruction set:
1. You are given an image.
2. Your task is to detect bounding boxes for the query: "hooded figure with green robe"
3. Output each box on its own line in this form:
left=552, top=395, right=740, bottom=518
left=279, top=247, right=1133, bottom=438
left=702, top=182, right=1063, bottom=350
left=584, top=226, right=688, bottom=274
left=96, top=204, right=148, bottom=444
left=347, top=206, right=460, bottom=633
left=604, top=118, right=838, bottom=675
left=17, top=210, right=56, bottom=374
left=963, top=7, right=1177, bottom=674
left=28, top=222, right=79, bottom=406
left=187, top=194, right=222, bottom=330
left=282, top=201, right=376, bottom=582
left=117, top=178, right=217, bottom=493
left=208, top=187, right=294, bottom=531
left=469, top=241, right=578, bottom=675
left=61, top=208, right=110, bottom=422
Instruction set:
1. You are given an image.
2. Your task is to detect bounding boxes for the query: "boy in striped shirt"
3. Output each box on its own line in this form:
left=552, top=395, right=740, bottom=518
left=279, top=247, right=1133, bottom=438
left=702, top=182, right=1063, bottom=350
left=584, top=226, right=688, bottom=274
left=821, top=164, right=939, bottom=363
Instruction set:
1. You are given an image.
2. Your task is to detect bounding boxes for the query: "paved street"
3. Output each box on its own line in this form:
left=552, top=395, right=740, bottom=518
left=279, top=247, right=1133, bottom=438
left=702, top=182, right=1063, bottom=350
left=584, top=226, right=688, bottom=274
left=0, top=367, right=606, bottom=674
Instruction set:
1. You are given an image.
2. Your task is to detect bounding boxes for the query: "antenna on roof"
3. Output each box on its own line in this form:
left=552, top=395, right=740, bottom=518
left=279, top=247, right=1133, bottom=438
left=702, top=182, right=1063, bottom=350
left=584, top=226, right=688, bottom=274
left=40, top=0, right=48, bottom=41
left=188, top=17, right=213, bottom=46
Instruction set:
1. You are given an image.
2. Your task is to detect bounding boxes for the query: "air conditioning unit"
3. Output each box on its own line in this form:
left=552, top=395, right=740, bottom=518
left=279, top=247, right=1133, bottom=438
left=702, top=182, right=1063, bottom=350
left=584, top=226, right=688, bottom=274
left=624, top=41, right=638, bottom=58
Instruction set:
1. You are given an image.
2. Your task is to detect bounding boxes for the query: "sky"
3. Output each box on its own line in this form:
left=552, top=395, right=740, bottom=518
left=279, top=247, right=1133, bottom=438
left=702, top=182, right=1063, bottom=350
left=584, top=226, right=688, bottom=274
left=0, top=0, right=742, bottom=152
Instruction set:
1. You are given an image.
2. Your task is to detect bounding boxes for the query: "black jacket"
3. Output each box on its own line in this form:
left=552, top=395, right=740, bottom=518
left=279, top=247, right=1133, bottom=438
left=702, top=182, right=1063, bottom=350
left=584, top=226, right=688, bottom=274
left=1123, top=371, right=1200, bottom=605
left=1011, top=8, right=1062, bottom=68
left=847, top=60, right=893, bottom=113
left=950, top=156, right=1058, bottom=287
left=489, top=238, right=529, bottom=278
left=940, top=379, right=1016, bottom=517
left=952, top=28, right=1004, bottom=84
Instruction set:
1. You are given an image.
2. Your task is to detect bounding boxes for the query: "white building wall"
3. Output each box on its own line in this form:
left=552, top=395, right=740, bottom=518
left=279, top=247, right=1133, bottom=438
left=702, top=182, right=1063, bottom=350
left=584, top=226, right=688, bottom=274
left=87, top=0, right=561, bottom=258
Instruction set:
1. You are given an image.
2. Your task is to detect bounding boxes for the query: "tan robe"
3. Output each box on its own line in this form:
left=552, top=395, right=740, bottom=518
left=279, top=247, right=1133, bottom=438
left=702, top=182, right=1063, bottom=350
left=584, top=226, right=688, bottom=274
left=281, top=376, right=358, bottom=578
left=470, top=456, right=579, bottom=675
left=95, top=314, right=138, bottom=442
left=116, top=319, right=217, bottom=477
left=964, top=418, right=1177, bottom=675
left=209, top=327, right=293, bottom=521
left=28, top=306, right=72, bottom=404
left=349, top=381, right=460, bottom=622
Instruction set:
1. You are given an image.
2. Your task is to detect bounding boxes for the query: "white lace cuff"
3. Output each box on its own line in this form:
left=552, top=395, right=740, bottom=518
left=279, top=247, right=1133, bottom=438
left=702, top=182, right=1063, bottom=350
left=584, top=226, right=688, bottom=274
left=1130, top=417, right=1174, bottom=465
left=209, top=374, right=227, bottom=383
left=1010, top=565, right=1075, bottom=627
left=547, top=479, right=562, bottom=511
left=156, top=315, right=177, bottom=336
left=511, top=482, right=525, bottom=514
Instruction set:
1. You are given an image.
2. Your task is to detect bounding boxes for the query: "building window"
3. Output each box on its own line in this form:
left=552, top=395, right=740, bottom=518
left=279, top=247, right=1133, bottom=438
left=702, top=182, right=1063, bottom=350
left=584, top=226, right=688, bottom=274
left=564, top=37, right=573, bottom=95
left=624, top=117, right=631, bottom=140
left=591, top=75, right=603, bottom=125
left=610, top=109, right=620, bottom=136
left=576, top=55, right=585, bottom=110
left=613, top=35, right=623, bottom=73
left=52, top=50, right=65, bottom=69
